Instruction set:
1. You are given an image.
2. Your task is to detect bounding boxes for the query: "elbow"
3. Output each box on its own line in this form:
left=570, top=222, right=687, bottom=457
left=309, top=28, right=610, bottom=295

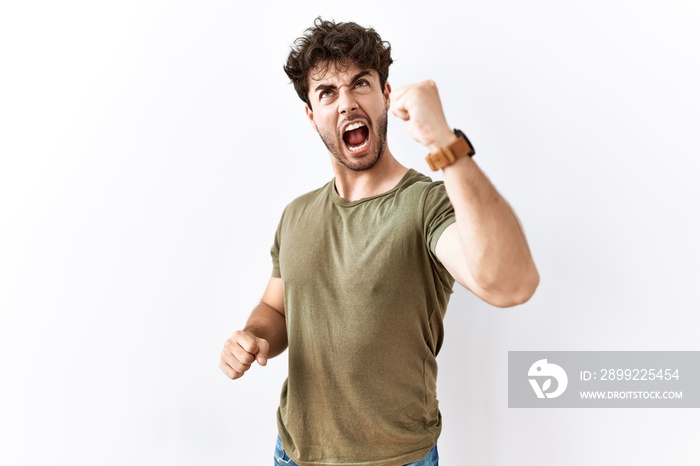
left=479, top=266, right=540, bottom=308
left=514, top=267, right=540, bottom=305
left=494, top=279, right=538, bottom=308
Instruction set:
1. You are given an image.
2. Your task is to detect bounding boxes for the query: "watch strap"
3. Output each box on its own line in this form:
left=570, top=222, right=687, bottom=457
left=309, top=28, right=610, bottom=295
left=425, top=130, right=475, bottom=171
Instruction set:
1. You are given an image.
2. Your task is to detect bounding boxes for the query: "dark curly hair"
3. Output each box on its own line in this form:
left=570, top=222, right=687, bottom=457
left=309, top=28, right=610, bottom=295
left=283, top=17, right=393, bottom=108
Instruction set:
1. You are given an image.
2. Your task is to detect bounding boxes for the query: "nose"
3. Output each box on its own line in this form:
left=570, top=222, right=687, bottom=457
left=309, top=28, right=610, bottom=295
left=337, top=87, right=358, bottom=114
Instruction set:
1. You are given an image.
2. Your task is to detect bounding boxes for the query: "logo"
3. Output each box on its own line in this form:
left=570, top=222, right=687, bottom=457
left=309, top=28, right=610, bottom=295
left=528, top=359, right=568, bottom=399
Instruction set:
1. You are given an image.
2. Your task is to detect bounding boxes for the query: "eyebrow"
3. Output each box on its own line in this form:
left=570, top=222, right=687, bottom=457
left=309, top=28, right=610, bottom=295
left=314, top=70, right=373, bottom=95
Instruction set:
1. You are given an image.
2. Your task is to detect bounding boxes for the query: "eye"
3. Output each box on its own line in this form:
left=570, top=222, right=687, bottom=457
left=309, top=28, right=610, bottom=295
left=319, top=89, right=334, bottom=99
left=354, top=79, right=369, bottom=88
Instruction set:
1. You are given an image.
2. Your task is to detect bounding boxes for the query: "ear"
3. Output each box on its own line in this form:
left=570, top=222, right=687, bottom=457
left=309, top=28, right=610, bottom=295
left=383, top=82, right=392, bottom=110
left=305, top=104, right=317, bottom=131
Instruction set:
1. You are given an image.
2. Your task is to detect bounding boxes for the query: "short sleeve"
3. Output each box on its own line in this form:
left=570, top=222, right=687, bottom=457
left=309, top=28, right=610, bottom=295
left=422, top=181, right=456, bottom=260
left=270, top=209, right=286, bottom=278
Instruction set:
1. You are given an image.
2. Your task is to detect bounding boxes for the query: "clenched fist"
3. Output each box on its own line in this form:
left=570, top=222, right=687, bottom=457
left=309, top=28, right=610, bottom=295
left=219, top=330, right=270, bottom=380
left=390, top=80, right=456, bottom=152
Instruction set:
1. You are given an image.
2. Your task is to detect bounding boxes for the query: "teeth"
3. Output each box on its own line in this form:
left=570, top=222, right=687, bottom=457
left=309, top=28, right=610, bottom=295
left=344, top=122, right=366, bottom=132
left=347, top=138, right=369, bottom=152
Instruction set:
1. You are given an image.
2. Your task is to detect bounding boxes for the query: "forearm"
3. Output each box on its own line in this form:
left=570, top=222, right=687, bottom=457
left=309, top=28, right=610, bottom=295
left=442, top=155, right=539, bottom=298
left=243, top=302, right=288, bottom=358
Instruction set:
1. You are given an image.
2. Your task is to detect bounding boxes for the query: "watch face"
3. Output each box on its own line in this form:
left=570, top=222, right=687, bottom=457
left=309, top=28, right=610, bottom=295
left=453, top=129, right=475, bottom=157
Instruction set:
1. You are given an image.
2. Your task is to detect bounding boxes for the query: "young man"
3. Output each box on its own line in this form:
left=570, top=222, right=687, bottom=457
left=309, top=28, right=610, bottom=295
left=220, top=17, right=539, bottom=466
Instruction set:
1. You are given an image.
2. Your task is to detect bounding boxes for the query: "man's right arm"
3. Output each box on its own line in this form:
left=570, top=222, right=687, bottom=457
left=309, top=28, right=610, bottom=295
left=219, top=276, right=287, bottom=380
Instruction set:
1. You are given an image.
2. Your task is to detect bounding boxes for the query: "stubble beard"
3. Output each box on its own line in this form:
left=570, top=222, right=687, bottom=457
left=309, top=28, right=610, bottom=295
left=318, top=112, right=388, bottom=172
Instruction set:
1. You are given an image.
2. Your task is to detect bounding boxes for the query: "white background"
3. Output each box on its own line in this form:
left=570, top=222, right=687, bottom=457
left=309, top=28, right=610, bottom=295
left=1, top=1, right=699, bottom=465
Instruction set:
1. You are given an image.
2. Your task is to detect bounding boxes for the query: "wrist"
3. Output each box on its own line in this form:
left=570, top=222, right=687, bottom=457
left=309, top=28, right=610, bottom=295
left=427, top=129, right=458, bottom=152
left=425, top=128, right=476, bottom=171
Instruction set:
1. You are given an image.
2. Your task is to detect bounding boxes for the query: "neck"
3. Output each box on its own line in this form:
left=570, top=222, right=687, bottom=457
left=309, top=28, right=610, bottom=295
left=331, top=147, right=409, bottom=201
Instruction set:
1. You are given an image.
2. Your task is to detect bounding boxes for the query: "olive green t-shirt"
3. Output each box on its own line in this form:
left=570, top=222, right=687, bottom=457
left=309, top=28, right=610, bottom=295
left=271, top=169, right=456, bottom=466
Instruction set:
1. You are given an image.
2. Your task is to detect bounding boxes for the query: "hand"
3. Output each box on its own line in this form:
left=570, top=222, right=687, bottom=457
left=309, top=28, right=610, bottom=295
left=219, top=330, right=270, bottom=380
left=390, top=80, right=457, bottom=152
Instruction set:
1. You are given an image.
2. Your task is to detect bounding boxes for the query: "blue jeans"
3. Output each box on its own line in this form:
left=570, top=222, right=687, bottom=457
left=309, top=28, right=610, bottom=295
left=273, top=435, right=439, bottom=465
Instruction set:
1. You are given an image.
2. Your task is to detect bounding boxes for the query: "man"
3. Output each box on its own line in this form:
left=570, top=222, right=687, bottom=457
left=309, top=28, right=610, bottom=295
left=220, top=17, right=539, bottom=466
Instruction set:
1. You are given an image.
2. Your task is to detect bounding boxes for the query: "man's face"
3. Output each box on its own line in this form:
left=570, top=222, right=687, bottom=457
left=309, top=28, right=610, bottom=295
left=305, top=61, right=391, bottom=172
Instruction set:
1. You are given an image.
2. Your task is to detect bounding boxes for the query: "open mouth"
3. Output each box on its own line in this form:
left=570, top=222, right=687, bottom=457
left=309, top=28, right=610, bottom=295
left=342, top=121, right=370, bottom=153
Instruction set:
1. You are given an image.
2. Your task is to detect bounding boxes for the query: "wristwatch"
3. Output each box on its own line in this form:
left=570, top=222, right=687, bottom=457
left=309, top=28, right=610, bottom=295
left=425, top=128, right=475, bottom=171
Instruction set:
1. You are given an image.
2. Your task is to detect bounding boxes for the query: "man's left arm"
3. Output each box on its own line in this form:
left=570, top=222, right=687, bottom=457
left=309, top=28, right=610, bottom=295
left=391, top=80, right=539, bottom=307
